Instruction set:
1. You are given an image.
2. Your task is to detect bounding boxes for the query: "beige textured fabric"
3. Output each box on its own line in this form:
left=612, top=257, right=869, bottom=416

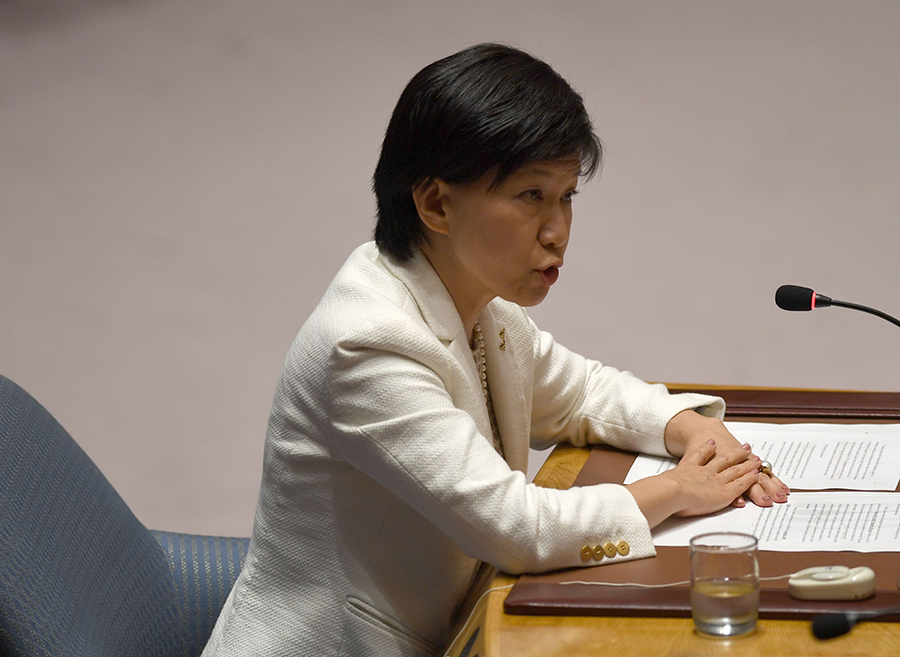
left=202, top=242, right=723, bottom=657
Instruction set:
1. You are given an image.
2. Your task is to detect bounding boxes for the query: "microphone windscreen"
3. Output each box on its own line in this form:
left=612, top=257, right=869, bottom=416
left=776, top=285, right=815, bottom=311
left=812, top=614, right=853, bottom=640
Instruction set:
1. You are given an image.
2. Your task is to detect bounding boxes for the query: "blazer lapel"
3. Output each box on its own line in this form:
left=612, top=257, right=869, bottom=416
left=478, top=308, right=530, bottom=473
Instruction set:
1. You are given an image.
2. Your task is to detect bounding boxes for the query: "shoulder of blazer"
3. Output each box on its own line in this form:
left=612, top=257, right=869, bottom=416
left=292, top=244, right=465, bottom=358
left=364, top=243, right=466, bottom=343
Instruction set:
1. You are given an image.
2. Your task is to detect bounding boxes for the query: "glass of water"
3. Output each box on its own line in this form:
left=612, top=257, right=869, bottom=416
left=689, top=532, right=759, bottom=637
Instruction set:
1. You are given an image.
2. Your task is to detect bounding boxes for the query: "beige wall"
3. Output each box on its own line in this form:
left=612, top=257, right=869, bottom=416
left=3, top=0, right=900, bottom=537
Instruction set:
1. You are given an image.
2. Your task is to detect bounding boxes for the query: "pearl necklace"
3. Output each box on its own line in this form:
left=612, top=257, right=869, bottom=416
left=472, top=322, right=504, bottom=457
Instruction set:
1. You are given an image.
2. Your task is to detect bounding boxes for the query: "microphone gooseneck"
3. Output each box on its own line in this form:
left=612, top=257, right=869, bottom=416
left=775, top=285, right=900, bottom=329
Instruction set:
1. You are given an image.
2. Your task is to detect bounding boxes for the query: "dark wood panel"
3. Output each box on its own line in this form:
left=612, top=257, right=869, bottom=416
left=666, top=386, right=900, bottom=420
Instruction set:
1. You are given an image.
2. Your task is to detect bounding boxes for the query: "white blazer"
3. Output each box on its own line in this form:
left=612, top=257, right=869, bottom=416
left=202, top=242, right=723, bottom=657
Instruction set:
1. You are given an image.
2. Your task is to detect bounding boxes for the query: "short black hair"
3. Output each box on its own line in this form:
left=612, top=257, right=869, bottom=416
left=373, top=43, right=602, bottom=261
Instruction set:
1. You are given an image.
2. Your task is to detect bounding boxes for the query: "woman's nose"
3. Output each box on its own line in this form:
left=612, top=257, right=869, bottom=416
left=540, top=205, right=571, bottom=250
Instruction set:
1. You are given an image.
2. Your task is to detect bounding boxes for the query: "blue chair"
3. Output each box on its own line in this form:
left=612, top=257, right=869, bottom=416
left=0, top=375, right=249, bottom=657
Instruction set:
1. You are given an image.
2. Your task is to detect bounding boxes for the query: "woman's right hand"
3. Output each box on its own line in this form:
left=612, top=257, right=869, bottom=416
left=625, top=439, right=761, bottom=529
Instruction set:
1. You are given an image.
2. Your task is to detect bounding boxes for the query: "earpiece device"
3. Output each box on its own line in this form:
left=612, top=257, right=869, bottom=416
left=788, top=566, right=876, bottom=601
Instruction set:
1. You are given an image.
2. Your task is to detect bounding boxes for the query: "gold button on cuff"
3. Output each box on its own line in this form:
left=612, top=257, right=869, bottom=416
left=580, top=546, right=593, bottom=562
left=616, top=540, right=630, bottom=556
left=591, top=545, right=605, bottom=561
left=602, top=542, right=618, bottom=558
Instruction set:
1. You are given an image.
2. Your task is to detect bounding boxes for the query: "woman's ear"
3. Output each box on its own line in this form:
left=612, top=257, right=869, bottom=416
left=412, top=179, right=450, bottom=236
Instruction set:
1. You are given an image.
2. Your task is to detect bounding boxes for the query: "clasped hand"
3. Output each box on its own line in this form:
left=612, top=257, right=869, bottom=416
left=626, top=410, right=790, bottom=529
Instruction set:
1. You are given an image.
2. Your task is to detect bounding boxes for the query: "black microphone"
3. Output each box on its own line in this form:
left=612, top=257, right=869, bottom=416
left=775, top=285, right=900, bottom=329
left=812, top=607, right=900, bottom=640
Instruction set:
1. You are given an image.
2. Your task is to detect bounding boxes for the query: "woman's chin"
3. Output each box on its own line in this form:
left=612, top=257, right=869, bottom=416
left=505, top=286, right=551, bottom=308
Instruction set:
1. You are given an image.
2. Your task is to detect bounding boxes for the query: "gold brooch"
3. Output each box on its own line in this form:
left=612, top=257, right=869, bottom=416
left=498, top=327, right=506, bottom=351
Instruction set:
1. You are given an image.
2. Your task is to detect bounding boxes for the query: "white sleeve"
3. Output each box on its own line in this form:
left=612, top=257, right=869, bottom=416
left=527, top=316, right=725, bottom=454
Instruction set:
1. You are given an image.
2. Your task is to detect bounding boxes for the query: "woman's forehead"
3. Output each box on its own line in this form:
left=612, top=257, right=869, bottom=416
left=509, top=159, right=582, bottom=180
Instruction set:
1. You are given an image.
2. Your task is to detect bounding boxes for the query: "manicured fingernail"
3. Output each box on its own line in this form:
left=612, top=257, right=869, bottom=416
left=735, top=498, right=746, bottom=507
left=761, top=495, right=772, bottom=503
left=753, top=455, right=761, bottom=461
left=707, top=439, right=716, bottom=445
left=742, top=443, right=751, bottom=450
left=775, top=492, right=787, bottom=500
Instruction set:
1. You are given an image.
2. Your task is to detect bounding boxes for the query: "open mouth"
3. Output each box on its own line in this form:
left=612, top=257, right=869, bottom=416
left=540, top=266, right=560, bottom=286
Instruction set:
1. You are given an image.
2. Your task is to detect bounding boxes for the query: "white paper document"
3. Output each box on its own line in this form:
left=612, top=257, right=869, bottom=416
left=651, top=492, right=900, bottom=552
left=623, top=421, right=900, bottom=491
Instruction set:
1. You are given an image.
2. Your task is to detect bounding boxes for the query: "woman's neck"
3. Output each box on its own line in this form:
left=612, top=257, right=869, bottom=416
left=420, top=242, right=491, bottom=347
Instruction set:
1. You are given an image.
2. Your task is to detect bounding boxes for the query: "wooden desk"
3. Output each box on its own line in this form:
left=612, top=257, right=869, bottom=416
left=446, top=386, right=900, bottom=657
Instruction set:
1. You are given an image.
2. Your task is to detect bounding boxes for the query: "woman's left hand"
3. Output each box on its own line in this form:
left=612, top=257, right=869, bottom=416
left=664, top=410, right=789, bottom=508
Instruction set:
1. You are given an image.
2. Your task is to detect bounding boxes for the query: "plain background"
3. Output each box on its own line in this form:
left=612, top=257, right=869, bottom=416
left=3, top=0, right=899, bottom=538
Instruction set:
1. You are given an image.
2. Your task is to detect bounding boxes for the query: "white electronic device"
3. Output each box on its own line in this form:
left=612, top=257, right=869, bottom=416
left=788, top=566, right=876, bottom=601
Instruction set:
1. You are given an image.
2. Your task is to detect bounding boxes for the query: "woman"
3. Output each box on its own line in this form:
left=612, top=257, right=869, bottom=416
left=203, top=43, right=788, bottom=657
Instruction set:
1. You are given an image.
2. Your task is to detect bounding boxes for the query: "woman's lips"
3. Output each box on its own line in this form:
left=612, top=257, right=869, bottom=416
left=540, top=266, right=560, bottom=286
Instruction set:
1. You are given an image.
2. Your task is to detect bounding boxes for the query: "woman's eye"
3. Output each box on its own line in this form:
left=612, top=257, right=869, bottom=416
left=563, top=189, right=579, bottom=202
left=522, top=189, right=542, bottom=201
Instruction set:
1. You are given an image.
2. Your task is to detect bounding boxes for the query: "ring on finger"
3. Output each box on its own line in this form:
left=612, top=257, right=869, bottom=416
left=759, top=460, right=774, bottom=477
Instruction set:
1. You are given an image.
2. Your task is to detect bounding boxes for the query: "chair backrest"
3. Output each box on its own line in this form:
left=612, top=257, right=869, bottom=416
left=0, top=375, right=248, bottom=657
left=150, top=531, right=249, bottom=657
